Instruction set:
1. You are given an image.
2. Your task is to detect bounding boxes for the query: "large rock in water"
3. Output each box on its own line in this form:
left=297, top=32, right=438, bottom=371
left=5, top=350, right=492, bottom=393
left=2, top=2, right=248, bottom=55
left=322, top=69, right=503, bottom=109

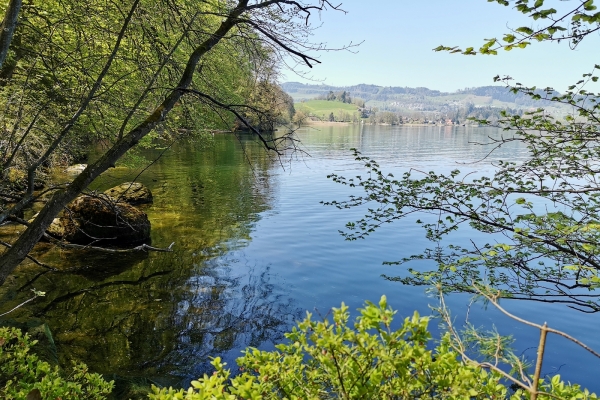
left=57, top=194, right=151, bottom=245
left=104, top=182, right=153, bottom=205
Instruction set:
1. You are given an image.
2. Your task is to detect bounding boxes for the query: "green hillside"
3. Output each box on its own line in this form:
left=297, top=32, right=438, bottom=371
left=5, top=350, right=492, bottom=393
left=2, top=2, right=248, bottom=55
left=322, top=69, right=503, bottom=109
left=283, top=82, right=571, bottom=118
left=295, top=100, right=358, bottom=119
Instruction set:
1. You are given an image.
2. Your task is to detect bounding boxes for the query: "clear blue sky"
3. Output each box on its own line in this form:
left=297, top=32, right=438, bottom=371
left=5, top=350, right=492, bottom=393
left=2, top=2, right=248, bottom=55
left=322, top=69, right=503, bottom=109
left=280, top=0, right=600, bottom=92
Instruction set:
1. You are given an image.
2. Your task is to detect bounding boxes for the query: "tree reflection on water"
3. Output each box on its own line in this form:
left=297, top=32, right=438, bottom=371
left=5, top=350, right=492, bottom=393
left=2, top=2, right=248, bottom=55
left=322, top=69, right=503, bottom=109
left=0, top=135, right=296, bottom=387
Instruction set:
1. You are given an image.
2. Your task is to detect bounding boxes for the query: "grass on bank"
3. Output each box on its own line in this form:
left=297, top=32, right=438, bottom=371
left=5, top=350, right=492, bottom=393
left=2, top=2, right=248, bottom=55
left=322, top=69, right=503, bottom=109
left=295, top=100, right=358, bottom=119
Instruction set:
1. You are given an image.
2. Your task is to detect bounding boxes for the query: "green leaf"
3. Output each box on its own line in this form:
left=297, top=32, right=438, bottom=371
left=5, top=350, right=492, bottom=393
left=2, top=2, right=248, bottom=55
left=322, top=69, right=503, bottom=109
left=516, top=26, right=534, bottom=35
left=584, top=0, right=597, bottom=11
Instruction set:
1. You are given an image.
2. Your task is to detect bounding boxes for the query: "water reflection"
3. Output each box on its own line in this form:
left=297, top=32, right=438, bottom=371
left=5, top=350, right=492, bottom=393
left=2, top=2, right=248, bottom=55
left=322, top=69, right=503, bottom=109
left=2, top=126, right=599, bottom=394
left=0, top=134, right=297, bottom=386
left=295, top=124, right=528, bottom=168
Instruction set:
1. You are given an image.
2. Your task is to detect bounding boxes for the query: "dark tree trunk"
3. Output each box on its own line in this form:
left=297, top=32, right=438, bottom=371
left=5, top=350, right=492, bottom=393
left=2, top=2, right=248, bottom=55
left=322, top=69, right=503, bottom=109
left=0, top=1, right=248, bottom=285
left=0, top=0, right=22, bottom=69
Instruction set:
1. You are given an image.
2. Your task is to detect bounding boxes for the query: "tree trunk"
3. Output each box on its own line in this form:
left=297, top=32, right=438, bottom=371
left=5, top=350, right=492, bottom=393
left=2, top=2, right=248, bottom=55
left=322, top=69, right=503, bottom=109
left=0, top=1, right=248, bottom=285
left=0, top=0, right=22, bottom=69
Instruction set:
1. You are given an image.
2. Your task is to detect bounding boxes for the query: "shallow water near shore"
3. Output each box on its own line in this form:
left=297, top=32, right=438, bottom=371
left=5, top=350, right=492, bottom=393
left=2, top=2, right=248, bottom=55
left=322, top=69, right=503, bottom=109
left=1, top=124, right=600, bottom=393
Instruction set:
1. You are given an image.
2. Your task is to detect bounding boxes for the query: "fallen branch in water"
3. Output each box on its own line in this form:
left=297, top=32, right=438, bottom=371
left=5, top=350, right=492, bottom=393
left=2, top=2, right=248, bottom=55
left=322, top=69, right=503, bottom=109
left=6, top=216, right=175, bottom=253
left=61, top=241, right=175, bottom=253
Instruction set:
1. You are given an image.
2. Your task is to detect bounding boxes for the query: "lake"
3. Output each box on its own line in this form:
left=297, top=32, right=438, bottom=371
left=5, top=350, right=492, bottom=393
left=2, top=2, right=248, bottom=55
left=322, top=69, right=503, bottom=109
left=1, top=123, right=599, bottom=394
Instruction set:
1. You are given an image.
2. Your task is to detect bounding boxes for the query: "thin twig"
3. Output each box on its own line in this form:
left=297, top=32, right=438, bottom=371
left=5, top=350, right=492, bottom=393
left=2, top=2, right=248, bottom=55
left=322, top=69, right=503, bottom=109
left=0, top=289, right=45, bottom=317
left=472, top=284, right=600, bottom=359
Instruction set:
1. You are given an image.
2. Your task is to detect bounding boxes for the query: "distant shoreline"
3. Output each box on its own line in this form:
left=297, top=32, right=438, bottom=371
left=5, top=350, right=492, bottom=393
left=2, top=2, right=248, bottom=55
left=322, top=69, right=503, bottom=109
left=301, top=120, right=475, bottom=127
left=302, top=120, right=350, bottom=126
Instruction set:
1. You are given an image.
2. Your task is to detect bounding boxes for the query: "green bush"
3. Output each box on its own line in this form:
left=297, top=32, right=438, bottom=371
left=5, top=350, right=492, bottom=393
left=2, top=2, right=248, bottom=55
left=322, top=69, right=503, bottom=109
left=0, top=326, right=113, bottom=400
left=148, top=296, right=597, bottom=399
left=3, top=298, right=596, bottom=399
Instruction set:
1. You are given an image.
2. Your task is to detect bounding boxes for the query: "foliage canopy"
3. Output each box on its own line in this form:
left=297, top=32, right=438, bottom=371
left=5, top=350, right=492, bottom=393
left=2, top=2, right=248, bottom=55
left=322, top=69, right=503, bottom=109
left=2, top=297, right=598, bottom=399
left=0, top=0, right=340, bottom=284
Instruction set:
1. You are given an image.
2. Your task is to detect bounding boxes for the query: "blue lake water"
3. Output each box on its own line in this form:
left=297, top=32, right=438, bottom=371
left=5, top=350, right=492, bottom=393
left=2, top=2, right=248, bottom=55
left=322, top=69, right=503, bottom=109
left=2, top=123, right=599, bottom=394
left=248, top=124, right=600, bottom=391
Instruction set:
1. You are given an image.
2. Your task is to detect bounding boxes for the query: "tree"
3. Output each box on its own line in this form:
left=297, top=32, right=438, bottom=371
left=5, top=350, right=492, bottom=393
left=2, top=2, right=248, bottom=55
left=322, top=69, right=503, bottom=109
left=293, top=109, right=308, bottom=126
left=326, top=0, right=600, bottom=312
left=0, top=0, right=21, bottom=69
left=0, top=0, right=346, bottom=286
left=352, top=97, right=365, bottom=108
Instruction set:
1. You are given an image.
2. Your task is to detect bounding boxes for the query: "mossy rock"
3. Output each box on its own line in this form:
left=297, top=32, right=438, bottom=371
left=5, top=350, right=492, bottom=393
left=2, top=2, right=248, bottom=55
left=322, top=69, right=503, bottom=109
left=47, top=218, right=65, bottom=238
left=104, top=182, right=153, bottom=205
left=57, top=194, right=151, bottom=245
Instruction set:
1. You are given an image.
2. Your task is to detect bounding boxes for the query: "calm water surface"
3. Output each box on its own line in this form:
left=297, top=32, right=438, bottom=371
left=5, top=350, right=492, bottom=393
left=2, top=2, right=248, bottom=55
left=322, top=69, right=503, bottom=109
left=1, top=124, right=599, bottom=393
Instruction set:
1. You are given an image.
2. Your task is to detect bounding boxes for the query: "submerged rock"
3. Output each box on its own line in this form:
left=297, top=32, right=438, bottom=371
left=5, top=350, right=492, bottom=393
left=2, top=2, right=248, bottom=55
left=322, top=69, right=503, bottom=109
left=64, top=164, right=87, bottom=174
left=47, top=218, right=65, bottom=238
left=55, top=194, right=150, bottom=245
left=28, top=214, right=64, bottom=239
left=104, top=182, right=153, bottom=205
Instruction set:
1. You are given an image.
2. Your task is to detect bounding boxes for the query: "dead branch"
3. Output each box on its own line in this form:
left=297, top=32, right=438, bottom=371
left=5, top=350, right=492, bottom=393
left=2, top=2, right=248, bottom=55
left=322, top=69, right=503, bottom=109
left=0, top=288, right=45, bottom=317
left=6, top=216, right=175, bottom=254
left=472, top=284, right=600, bottom=359
left=436, top=285, right=600, bottom=399
left=60, top=241, right=175, bottom=254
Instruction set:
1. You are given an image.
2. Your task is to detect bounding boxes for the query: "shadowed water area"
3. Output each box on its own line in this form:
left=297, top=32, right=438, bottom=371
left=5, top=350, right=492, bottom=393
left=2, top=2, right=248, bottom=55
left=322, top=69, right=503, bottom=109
left=1, top=125, right=600, bottom=394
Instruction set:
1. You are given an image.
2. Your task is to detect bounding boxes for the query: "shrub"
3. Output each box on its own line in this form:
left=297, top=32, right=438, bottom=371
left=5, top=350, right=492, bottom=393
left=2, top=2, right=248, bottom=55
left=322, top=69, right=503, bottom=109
left=3, top=298, right=595, bottom=399
left=150, top=296, right=596, bottom=399
left=0, top=326, right=113, bottom=400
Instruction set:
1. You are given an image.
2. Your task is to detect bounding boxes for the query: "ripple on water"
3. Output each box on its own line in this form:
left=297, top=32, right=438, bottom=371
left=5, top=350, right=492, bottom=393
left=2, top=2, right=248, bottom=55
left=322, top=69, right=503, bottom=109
left=3, top=125, right=598, bottom=392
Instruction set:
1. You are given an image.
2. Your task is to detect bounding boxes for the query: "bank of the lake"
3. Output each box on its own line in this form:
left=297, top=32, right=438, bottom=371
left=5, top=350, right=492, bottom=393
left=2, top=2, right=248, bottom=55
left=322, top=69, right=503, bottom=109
left=302, top=120, right=479, bottom=127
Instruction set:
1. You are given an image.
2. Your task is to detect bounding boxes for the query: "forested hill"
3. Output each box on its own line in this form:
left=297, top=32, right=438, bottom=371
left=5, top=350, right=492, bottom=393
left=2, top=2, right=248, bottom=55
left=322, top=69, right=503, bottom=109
left=283, top=82, right=442, bottom=100
left=282, top=82, right=564, bottom=111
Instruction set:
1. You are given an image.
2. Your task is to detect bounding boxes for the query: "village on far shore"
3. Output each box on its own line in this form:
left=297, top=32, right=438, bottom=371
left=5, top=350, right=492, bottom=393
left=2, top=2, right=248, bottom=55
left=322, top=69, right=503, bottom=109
left=284, top=82, right=570, bottom=127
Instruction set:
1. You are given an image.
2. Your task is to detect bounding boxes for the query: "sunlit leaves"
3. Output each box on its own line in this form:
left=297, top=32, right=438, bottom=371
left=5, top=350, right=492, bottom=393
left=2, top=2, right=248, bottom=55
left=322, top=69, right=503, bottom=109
left=434, top=0, right=600, bottom=55
left=0, top=327, right=113, bottom=399
left=148, top=298, right=597, bottom=398
left=150, top=299, right=512, bottom=398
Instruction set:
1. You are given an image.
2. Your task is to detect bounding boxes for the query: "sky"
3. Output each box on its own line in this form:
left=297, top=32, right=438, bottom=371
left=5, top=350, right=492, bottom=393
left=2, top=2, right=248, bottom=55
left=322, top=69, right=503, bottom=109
left=280, top=0, right=600, bottom=93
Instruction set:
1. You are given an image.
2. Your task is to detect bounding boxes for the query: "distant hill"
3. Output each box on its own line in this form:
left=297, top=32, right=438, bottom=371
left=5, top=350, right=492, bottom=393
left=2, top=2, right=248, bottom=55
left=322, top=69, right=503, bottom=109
left=282, top=82, right=442, bottom=100
left=281, top=82, right=567, bottom=115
